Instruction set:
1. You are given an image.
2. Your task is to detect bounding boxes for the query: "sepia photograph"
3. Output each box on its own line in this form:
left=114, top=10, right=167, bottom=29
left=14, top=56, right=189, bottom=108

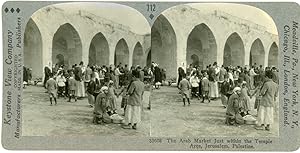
left=149, top=3, right=279, bottom=137
left=22, top=2, right=279, bottom=138
left=22, top=2, right=151, bottom=136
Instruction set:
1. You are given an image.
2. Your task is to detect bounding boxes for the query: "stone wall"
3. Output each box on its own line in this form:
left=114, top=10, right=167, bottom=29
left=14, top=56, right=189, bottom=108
left=24, top=5, right=151, bottom=79
left=24, top=4, right=279, bottom=80
left=158, top=5, right=279, bottom=78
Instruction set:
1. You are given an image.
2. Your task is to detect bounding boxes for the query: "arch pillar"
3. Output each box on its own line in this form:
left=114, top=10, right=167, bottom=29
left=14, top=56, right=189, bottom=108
left=81, top=42, right=90, bottom=66
left=128, top=43, right=134, bottom=68
left=108, top=40, right=117, bottom=66
left=244, top=42, right=252, bottom=66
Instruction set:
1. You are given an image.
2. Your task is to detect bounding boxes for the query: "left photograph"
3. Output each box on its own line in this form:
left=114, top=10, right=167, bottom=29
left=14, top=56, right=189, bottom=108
left=22, top=2, right=151, bottom=136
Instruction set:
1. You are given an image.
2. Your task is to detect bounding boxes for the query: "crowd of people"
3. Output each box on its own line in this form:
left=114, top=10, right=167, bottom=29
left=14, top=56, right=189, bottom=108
left=24, top=59, right=279, bottom=132
left=24, top=61, right=168, bottom=130
left=178, top=62, right=279, bottom=131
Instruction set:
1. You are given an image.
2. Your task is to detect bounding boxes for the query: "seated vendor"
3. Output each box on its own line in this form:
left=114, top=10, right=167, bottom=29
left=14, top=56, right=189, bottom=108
left=93, top=86, right=110, bottom=124
left=225, top=87, right=243, bottom=125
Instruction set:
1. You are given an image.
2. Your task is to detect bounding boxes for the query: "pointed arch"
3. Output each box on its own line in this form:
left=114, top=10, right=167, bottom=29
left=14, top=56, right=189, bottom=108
left=52, top=23, right=82, bottom=68
left=89, top=32, right=109, bottom=66
left=268, top=42, right=278, bottom=67
left=250, top=38, right=265, bottom=67
left=187, top=23, right=217, bottom=69
left=114, top=38, right=129, bottom=66
left=24, top=18, right=43, bottom=79
left=132, top=42, right=144, bottom=66
left=151, top=14, right=177, bottom=79
left=223, top=32, right=245, bottom=67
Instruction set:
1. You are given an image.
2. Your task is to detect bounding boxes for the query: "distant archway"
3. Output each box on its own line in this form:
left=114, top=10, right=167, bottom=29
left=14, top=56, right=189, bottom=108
left=89, top=32, right=109, bottom=66
left=187, top=23, right=217, bottom=69
left=151, top=15, right=176, bottom=79
left=24, top=18, right=43, bottom=79
left=268, top=42, right=278, bottom=68
left=132, top=42, right=143, bottom=66
left=114, top=38, right=129, bottom=66
left=250, top=38, right=265, bottom=67
left=223, top=32, right=245, bottom=67
left=52, top=23, right=82, bottom=69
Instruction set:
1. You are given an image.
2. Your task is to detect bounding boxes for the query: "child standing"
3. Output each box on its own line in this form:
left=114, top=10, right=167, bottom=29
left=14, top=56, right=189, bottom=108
left=201, top=73, right=210, bottom=103
left=178, top=74, right=191, bottom=106
left=240, top=81, right=252, bottom=115
left=56, top=71, right=66, bottom=98
left=220, top=75, right=232, bottom=108
left=108, top=80, right=118, bottom=115
left=68, top=72, right=77, bottom=102
left=189, top=72, right=200, bottom=99
left=45, top=74, right=57, bottom=105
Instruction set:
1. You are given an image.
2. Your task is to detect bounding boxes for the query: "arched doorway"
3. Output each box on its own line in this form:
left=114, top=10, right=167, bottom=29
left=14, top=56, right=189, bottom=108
left=268, top=42, right=278, bottom=68
left=114, top=38, right=129, bottom=66
left=89, top=32, right=109, bottom=66
left=151, top=15, right=176, bottom=79
left=24, top=18, right=43, bottom=79
left=223, top=32, right=245, bottom=67
left=250, top=38, right=265, bottom=67
left=187, top=23, right=217, bottom=69
left=132, top=42, right=143, bottom=66
left=52, top=23, right=82, bottom=69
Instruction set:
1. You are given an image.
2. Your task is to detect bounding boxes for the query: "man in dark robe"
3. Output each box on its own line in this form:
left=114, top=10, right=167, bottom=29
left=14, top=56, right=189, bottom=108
left=43, top=66, right=51, bottom=88
left=177, top=67, right=185, bottom=87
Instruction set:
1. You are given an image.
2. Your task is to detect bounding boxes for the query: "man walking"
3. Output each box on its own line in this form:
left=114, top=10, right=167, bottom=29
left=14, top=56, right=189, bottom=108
left=122, top=70, right=145, bottom=130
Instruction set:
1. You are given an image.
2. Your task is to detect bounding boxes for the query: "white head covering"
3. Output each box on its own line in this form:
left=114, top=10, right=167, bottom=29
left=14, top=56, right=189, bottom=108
left=232, top=87, right=241, bottom=93
left=100, top=86, right=109, bottom=92
left=109, top=80, right=114, bottom=84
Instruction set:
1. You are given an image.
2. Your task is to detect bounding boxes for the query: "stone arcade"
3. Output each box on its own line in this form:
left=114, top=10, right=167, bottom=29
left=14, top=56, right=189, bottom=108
left=151, top=4, right=279, bottom=79
left=24, top=3, right=279, bottom=80
left=24, top=3, right=151, bottom=79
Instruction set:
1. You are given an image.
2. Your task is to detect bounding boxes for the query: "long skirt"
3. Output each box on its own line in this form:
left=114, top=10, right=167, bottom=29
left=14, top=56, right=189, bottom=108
left=221, top=94, right=228, bottom=106
left=124, top=105, right=141, bottom=124
left=257, top=106, right=274, bottom=125
left=76, top=81, right=85, bottom=97
left=87, top=93, right=95, bottom=105
left=209, top=81, right=219, bottom=98
left=240, top=96, right=251, bottom=112
left=108, top=96, right=117, bottom=111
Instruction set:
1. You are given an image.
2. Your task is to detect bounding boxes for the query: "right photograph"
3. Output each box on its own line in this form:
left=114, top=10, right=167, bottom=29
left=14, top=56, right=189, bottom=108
left=149, top=3, right=279, bottom=137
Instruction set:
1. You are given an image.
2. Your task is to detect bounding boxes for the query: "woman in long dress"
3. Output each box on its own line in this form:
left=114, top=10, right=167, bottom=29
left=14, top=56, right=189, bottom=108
left=208, top=64, right=219, bottom=100
left=74, top=62, right=85, bottom=98
left=240, top=81, right=251, bottom=115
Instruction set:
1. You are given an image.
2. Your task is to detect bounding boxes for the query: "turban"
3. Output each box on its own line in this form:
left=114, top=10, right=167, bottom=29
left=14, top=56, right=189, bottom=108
left=100, top=86, right=109, bottom=92
left=232, top=87, right=241, bottom=94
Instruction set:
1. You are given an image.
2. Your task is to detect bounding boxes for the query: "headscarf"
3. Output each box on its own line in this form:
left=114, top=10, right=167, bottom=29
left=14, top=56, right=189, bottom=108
left=232, top=87, right=241, bottom=94
left=100, top=86, right=108, bottom=92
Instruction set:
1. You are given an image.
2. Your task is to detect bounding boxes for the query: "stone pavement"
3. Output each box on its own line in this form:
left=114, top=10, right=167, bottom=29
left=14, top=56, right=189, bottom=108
left=22, top=85, right=278, bottom=137
left=150, top=86, right=279, bottom=137
left=22, top=85, right=150, bottom=136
